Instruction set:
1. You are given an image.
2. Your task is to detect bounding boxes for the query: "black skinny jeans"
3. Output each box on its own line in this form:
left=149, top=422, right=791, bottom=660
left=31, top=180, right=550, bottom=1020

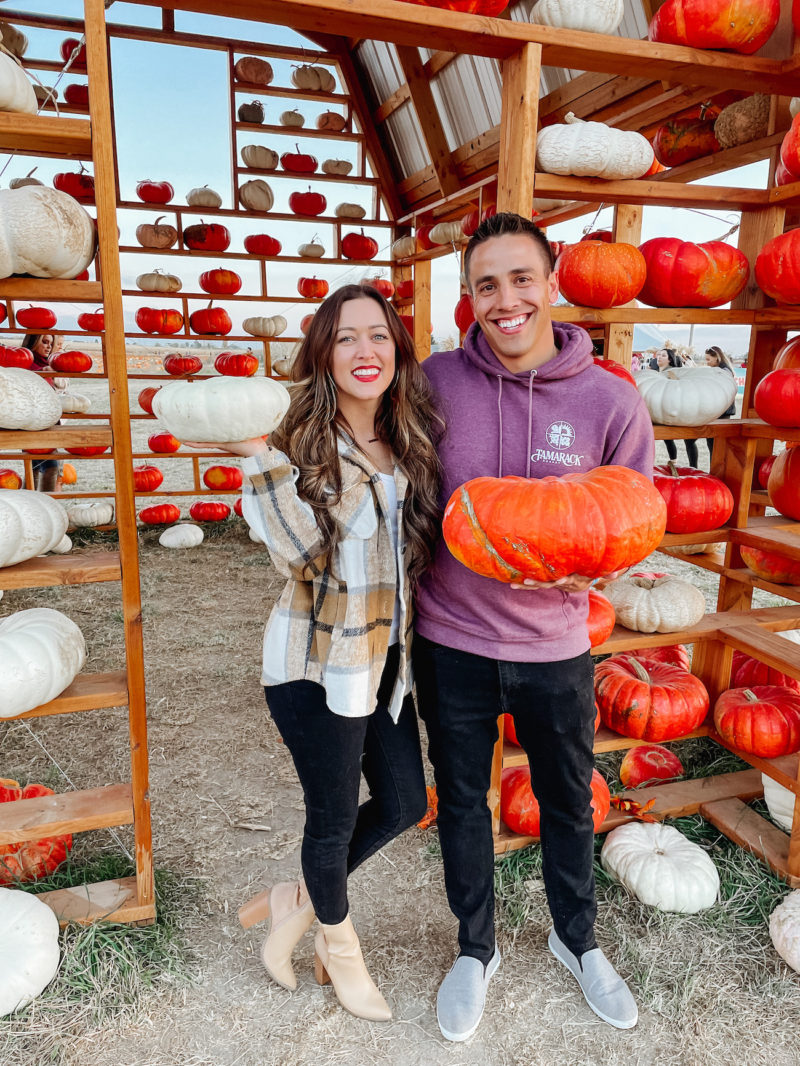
left=265, top=645, right=427, bottom=925
left=665, top=438, right=699, bottom=467
left=413, top=635, right=598, bottom=965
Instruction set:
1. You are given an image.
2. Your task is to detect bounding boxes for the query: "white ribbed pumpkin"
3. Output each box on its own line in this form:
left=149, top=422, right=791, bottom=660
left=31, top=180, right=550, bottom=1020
left=536, top=113, right=654, bottom=180
left=136, top=269, right=182, bottom=293
left=0, top=23, right=29, bottom=58
left=159, top=523, right=204, bottom=548
left=239, top=179, right=274, bottom=212
left=530, top=0, right=624, bottom=34
left=0, top=888, right=60, bottom=1017
left=429, top=221, right=464, bottom=245
left=0, top=367, right=62, bottom=430
left=8, top=167, right=41, bottom=190
left=50, top=533, right=72, bottom=554
left=186, top=186, right=222, bottom=208
left=65, top=501, right=114, bottom=528
left=59, top=392, right=90, bottom=414
left=242, top=315, right=287, bottom=337
left=0, top=186, right=94, bottom=280
left=291, top=64, right=336, bottom=93
left=392, top=236, right=416, bottom=259
left=152, top=376, right=290, bottom=443
left=280, top=109, right=305, bottom=127
left=634, top=366, right=738, bottom=427
left=0, top=489, right=69, bottom=566
left=335, top=203, right=366, bottom=220
left=601, top=822, right=719, bottom=913
left=770, top=891, right=800, bottom=973
left=0, top=50, right=36, bottom=114
left=321, top=159, right=352, bottom=176
left=0, top=607, right=86, bottom=717
left=762, top=773, right=797, bottom=832
left=603, top=574, right=706, bottom=633
left=298, top=239, right=325, bottom=258
left=240, top=145, right=279, bottom=171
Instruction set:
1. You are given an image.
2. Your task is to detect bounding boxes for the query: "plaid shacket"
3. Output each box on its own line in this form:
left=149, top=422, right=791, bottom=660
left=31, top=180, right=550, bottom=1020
left=240, top=439, right=411, bottom=720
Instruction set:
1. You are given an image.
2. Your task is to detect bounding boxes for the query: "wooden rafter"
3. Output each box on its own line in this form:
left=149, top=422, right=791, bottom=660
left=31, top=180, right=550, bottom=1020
left=395, top=45, right=460, bottom=197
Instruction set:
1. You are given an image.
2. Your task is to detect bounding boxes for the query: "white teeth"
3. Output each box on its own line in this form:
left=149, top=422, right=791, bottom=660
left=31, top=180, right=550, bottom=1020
left=353, top=368, right=378, bottom=377
left=497, top=315, right=526, bottom=329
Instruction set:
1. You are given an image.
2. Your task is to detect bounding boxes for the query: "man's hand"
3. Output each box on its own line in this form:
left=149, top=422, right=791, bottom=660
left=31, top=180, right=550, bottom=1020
left=510, top=567, right=630, bottom=593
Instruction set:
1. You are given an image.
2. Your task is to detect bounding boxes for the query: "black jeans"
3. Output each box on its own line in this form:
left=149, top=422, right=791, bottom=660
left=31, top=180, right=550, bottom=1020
left=413, top=635, right=598, bottom=964
left=665, top=438, right=699, bottom=466
left=265, top=645, right=427, bottom=925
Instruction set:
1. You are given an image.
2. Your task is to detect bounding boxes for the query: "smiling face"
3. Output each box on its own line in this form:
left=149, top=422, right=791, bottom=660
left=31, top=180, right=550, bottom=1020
left=330, top=297, right=396, bottom=421
left=656, top=349, right=670, bottom=368
left=466, top=233, right=560, bottom=373
left=705, top=350, right=720, bottom=367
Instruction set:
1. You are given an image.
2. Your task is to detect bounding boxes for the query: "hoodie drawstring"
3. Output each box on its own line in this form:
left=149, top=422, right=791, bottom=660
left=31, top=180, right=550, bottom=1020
left=496, top=375, right=504, bottom=477
left=497, top=369, right=537, bottom=478
left=526, top=370, right=535, bottom=479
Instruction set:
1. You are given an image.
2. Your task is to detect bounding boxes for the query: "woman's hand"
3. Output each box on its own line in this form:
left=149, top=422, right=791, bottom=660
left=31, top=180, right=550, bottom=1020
left=183, top=437, right=269, bottom=458
left=510, top=568, right=630, bottom=593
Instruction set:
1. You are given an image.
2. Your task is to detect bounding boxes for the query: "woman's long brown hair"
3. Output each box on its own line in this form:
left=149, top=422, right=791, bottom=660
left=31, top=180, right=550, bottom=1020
left=270, top=283, right=444, bottom=586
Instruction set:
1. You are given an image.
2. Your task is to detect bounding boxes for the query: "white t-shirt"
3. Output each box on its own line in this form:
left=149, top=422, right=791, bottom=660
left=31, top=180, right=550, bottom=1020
left=379, top=472, right=401, bottom=646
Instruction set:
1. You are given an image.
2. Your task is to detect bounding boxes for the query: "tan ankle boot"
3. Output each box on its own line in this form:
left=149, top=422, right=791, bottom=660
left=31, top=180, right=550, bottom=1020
left=313, top=914, right=392, bottom=1021
left=255, top=881, right=315, bottom=991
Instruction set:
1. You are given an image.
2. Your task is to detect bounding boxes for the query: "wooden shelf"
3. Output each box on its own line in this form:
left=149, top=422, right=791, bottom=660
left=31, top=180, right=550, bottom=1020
left=116, top=203, right=390, bottom=226
left=120, top=288, right=323, bottom=304
left=502, top=723, right=715, bottom=768
left=0, top=552, right=122, bottom=590
left=232, top=83, right=348, bottom=104
left=39, top=874, right=155, bottom=926
left=10, top=671, right=128, bottom=720
left=0, top=782, right=133, bottom=846
left=0, top=279, right=102, bottom=302
left=0, top=426, right=112, bottom=451
left=729, top=526, right=800, bottom=564
left=233, top=165, right=377, bottom=187
left=0, top=111, right=92, bottom=158
left=118, top=246, right=391, bottom=266
left=701, top=799, right=800, bottom=889
left=553, top=306, right=800, bottom=327
left=235, top=120, right=363, bottom=141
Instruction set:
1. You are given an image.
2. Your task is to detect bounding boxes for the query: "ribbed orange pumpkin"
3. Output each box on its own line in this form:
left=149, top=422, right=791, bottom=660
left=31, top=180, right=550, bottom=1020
left=638, top=238, right=749, bottom=307
left=714, top=686, right=800, bottom=758
left=652, top=115, right=720, bottom=167
left=731, top=651, right=800, bottom=695
left=0, top=780, right=72, bottom=883
left=557, top=241, right=646, bottom=308
left=442, top=466, right=667, bottom=584
left=740, top=545, right=800, bottom=586
left=755, top=229, right=800, bottom=305
left=766, top=446, right=800, bottom=521
left=648, top=0, right=780, bottom=54
left=595, top=654, right=710, bottom=742
left=587, top=589, right=615, bottom=647
left=774, top=336, right=800, bottom=371
left=500, top=766, right=610, bottom=838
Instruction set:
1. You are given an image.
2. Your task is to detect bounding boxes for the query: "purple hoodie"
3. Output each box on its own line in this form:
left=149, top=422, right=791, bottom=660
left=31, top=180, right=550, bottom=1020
left=415, top=321, right=655, bottom=663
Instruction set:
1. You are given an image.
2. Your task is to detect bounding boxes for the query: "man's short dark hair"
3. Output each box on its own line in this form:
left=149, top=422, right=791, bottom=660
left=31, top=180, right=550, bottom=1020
left=464, top=212, right=555, bottom=289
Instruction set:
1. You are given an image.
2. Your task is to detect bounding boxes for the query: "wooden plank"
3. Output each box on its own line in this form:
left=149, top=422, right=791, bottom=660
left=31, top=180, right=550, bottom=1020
left=11, top=671, right=129, bottom=719
left=709, top=749, right=800, bottom=798
left=0, top=783, right=133, bottom=845
left=719, top=625, right=800, bottom=685
left=701, top=798, right=800, bottom=886
left=396, top=45, right=460, bottom=197
left=0, top=112, right=92, bottom=159
left=532, top=172, right=768, bottom=210
left=497, top=44, right=541, bottom=215
left=116, top=200, right=392, bottom=225
left=38, top=875, right=155, bottom=927
left=236, top=120, right=365, bottom=142
left=0, top=279, right=102, bottom=302
left=0, top=552, right=122, bottom=590
left=117, top=247, right=393, bottom=265
left=502, top=724, right=714, bottom=767
left=0, top=426, right=112, bottom=451
left=731, top=205, right=786, bottom=310
left=729, top=527, right=800, bottom=563
left=413, top=257, right=431, bottom=361
left=691, top=637, right=733, bottom=705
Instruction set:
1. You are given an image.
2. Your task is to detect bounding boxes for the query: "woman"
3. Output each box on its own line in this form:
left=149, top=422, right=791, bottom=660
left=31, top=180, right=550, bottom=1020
left=704, top=345, right=736, bottom=461
left=190, top=284, right=442, bottom=1021
left=649, top=347, right=699, bottom=466
left=22, top=333, right=66, bottom=492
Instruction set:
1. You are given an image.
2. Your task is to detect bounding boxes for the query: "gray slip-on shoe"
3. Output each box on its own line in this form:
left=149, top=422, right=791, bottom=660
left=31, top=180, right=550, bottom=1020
left=436, top=947, right=501, bottom=1042
left=548, top=929, right=638, bottom=1030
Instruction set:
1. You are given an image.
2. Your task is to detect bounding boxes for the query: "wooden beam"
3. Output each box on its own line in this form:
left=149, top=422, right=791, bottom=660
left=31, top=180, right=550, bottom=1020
left=396, top=45, right=461, bottom=197
left=497, top=44, right=541, bottom=214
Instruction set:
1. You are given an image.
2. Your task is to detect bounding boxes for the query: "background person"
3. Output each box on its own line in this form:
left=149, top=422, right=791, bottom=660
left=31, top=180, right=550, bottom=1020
left=704, top=345, right=737, bottom=461
left=22, top=333, right=67, bottom=492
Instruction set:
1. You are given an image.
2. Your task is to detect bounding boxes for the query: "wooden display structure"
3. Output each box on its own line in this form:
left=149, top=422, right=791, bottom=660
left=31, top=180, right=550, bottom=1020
left=0, top=0, right=154, bottom=924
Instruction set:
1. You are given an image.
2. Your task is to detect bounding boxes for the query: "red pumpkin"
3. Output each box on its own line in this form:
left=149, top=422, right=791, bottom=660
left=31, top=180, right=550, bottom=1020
left=779, top=114, right=800, bottom=183
left=731, top=651, right=800, bottom=695
left=148, top=432, right=181, bottom=454
left=215, top=350, right=258, bottom=377
left=638, top=238, right=749, bottom=308
left=365, top=277, right=395, bottom=299
left=0, top=468, right=22, bottom=489
left=558, top=241, right=646, bottom=308
left=592, top=357, right=635, bottom=386
left=136, top=307, right=184, bottom=335
left=138, top=385, right=161, bottom=415
left=775, top=159, right=797, bottom=187
left=53, top=166, right=94, bottom=203
left=500, top=766, right=610, bottom=838
left=774, top=337, right=800, bottom=371
left=190, top=302, right=232, bottom=336
left=199, top=268, right=242, bottom=295
left=442, top=466, right=667, bottom=584
left=244, top=233, right=282, bottom=256
left=754, top=369, right=800, bottom=428
left=297, top=276, right=329, bottom=299
left=587, top=589, right=616, bottom=648
left=300, top=314, right=315, bottom=335
left=234, top=497, right=243, bottom=517
left=133, top=464, right=164, bottom=492
left=740, top=545, right=800, bottom=585
left=16, top=306, right=56, bottom=330
left=72, top=269, right=90, bottom=281
left=595, top=654, right=710, bottom=742
left=619, top=745, right=683, bottom=788
left=648, top=0, right=779, bottom=54
left=136, top=180, right=174, bottom=204
left=581, top=230, right=613, bottom=243
left=454, top=293, right=475, bottom=334
left=462, top=203, right=497, bottom=238
left=652, top=462, right=734, bottom=534
left=190, top=501, right=231, bottom=522
left=50, top=350, right=92, bottom=374
left=757, top=454, right=776, bottom=489
left=0, top=780, right=72, bottom=884
left=77, top=308, right=104, bottom=331
left=755, top=229, right=800, bottom=305
left=652, top=115, right=720, bottom=167
left=163, top=353, right=203, bottom=376
left=60, top=37, right=87, bottom=69
left=395, top=280, right=414, bottom=299
left=203, top=465, right=243, bottom=490
left=281, top=147, right=318, bottom=174
left=629, top=644, right=691, bottom=671
left=139, top=503, right=180, bottom=525
left=183, top=222, right=231, bottom=252
left=65, top=445, right=108, bottom=456
left=288, top=189, right=327, bottom=217
left=644, top=156, right=668, bottom=176
left=714, top=685, right=800, bottom=758
left=0, top=345, right=33, bottom=369
left=767, top=446, right=800, bottom=520
left=415, top=224, right=436, bottom=251
left=342, top=230, right=379, bottom=261
left=64, top=83, right=89, bottom=108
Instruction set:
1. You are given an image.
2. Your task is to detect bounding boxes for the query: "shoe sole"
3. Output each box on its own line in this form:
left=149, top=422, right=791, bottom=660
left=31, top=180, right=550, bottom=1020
left=437, top=950, right=501, bottom=1042
left=548, top=933, right=637, bottom=1030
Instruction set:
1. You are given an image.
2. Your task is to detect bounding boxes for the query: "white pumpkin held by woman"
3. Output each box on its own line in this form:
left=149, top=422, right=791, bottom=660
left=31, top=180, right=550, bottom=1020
left=152, top=376, right=290, bottom=443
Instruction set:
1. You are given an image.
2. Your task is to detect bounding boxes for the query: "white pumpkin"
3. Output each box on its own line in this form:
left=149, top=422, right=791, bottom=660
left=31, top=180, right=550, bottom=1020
left=152, top=376, right=290, bottom=443
left=59, top=392, right=91, bottom=414
left=240, top=145, right=279, bottom=171
left=0, top=186, right=94, bottom=279
left=272, top=356, right=294, bottom=377
left=298, top=239, right=325, bottom=258
left=280, top=109, right=305, bottom=127
left=428, top=221, right=464, bottom=245
left=770, top=890, right=800, bottom=974
left=0, top=607, right=86, bottom=717
left=135, top=215, right=178, bottom=250
left=762, top=773, right=797, bottom=832
left=291, top=64, right=336, bottom=93
left=0, top=50, right=36, bottom=114
left=601, top=822, right=719, bottom=913
left=392, top=236, right=416, bottom=259
left=317, top=111, right=347, bottom=132
left=530, top=0, right=624, bottom=34
left=50, top=533, right=72, bottom=554
left=536, top=113, right=654, bottom=180
left=0, top=367, right=62, bottom=430
left=668, top=541, right=723, bottom=556
left=136, top=269, right=182, bottom=293
left=243, top=315, right=287, bottom=337
left=186, top=186, right=222, bottom=209
left=634, top=366, right=738, bottom=427
left=335, top=203, right=366, bottom=220
left=65, top=500, right=114, bottom=528
left=8, top=168, right=41, bottom=190
left=0, top=888, right=60, bottom=1018
left=321, top=159, right=352, bottom=176
left=0, top=23, right=29, bottom=58
left=532, top=197, right=572, bottom=212
left=239, top=179, right=274, bottom=213
left=603, top=574, right=706, bottom=633
left=234, top=56, right=273, bottom=87
left=159, top=523, right=204, bottom=549
left=0, top=489, right=69, bottom=566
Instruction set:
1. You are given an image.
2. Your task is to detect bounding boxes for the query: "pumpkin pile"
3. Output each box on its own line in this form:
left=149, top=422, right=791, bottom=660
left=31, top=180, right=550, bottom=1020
left=0, top=780, right=72, bottom=883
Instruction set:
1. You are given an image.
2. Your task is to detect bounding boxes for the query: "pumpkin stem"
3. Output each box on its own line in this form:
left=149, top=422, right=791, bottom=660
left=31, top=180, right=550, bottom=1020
left=743, top=689, right=758, bottom=703
left=667, top=460, right=680, bottom=477
left=25, top=167, right=37, bottom=178
left=626, top=656, right=652, bottom=684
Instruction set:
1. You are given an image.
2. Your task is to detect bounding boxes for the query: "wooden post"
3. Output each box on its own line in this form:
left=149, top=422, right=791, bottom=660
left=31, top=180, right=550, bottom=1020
left=604, top=204, right=642, bottom=368
left=497, top=43, right=542, bottom=215
left=413, top=257, right=431, bottom=361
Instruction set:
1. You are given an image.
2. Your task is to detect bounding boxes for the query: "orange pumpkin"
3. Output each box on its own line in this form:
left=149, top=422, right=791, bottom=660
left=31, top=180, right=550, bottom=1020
left=619, top=745, right=683, bottom=787
left=652, top=115, right=720, bottom=167
left=61, top=463, right=77, bottom=485
left=648, top=0, right=780, bottom=54
left=714, top=686, right=800, bottom=758
left=500, top=766, right=610, bottom=838
left=755, top=229, right=800, bottom=305
left=774, top=336, right=800, bottom=371
left=557, top=241, right=646, bottom=308
left=740, top=545, right=800, bottom=586
left=638, top=238, right=749, bottom=308
left=0, top=780, right=72, bottom=883
left=595, top=654, right=710, bottom=742
left=767, top=446, right=800, bottom=521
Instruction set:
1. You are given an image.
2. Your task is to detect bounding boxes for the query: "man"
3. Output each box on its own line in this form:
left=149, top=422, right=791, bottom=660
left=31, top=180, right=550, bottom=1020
left=413, top=212, right=655, bottom=1041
